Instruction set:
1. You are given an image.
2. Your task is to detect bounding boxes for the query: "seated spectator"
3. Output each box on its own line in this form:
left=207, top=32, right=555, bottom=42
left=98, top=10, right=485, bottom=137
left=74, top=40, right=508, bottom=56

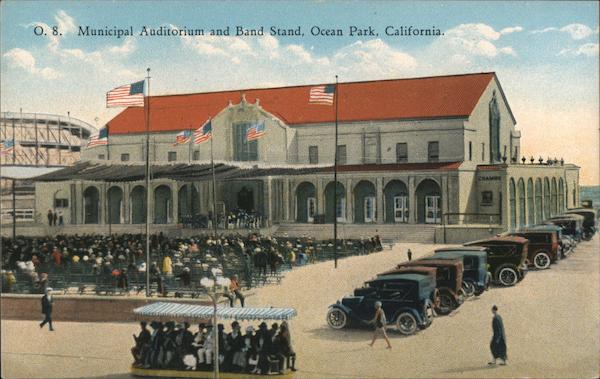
left=131, top=321, right=151, bottom=367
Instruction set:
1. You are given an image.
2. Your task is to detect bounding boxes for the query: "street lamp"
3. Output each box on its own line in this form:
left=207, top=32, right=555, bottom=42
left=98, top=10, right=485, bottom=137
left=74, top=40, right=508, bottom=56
left=200, top=267, right=230, bottom=379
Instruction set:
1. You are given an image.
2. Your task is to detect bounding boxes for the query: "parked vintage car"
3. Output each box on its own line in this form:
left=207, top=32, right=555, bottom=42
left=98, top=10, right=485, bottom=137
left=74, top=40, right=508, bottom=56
left=545, top=214, right=584, bottom=242
left=326, top=273, right=436, bottom=335
left=378, top=266, right=441, bottom=310
left=394, top=258, right=464, bottom=315
left=431, top=247, right=491, bottom=296
left=529, top=224, right=572, bottom=258
left=565, top=208, right=597, bottom=240
left=464, top=236, right=528, bottom=286
left=502, top=229, right=560, bottom=269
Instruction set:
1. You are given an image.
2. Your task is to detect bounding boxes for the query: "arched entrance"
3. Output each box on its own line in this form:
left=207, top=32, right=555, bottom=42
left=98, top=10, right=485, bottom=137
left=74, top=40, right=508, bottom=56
left=353, top=180, right=377, bottom=223
left=558, top=178, right=565, bottom=212
left=551, top=178, right=558, bottom=216
left=83, top=186, right=100, bottom=224
left=107, top=186, right=123, bottom=224
left=509, top=179, right=516, bottom=229
left=324, top=181, right=346, bottom=223
left=543, top=178, right=550, bottom=220
left=415, top=179, right=441, bottom=224
left=295, top=182, right=316, bottom=223
left=535, top=178, right=542, bottom=223
left=527, top=178, right=534, bottom=225
left=384, top=180, right=409, bottom=223
left=518, top=178, right=525, bottom=228
left=130, top=186, right=146, bottom=224
left=237, top=187, right=254, bottom=212
left=154, top=185, right=172, bottom=224
left=178, top=184, right=200, bottom=222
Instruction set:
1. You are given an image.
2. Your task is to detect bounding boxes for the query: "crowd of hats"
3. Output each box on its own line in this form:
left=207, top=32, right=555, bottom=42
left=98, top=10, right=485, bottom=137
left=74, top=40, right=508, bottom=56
left=1, top=233, right=383, bottom=295
left=132, top=319, right=296, bottom=374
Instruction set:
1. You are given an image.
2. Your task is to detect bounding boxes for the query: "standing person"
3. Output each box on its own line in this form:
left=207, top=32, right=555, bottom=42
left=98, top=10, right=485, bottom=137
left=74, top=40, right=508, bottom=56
left=39, top=287, right=54, bottom=331
left=489, top=305, right=507, bottom=366
left=52, top=212, right=58, bottom=226
left=225, top=274, right=245, bottom=307
left=58, top=211, right=64, bottom=226
left=368, top=301, right=391, bottom=349
left=407, top=249, right=412, bottom=261
left=131, top=321, right=151, bottom=367
left=47, top=209, right=53, bottom=226
left=278, top=321, right=297, bottom=372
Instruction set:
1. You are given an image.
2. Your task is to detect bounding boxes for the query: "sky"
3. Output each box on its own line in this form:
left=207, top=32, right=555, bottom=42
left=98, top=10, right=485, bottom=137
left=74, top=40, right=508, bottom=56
left=1, top=1, right=599, bottom=184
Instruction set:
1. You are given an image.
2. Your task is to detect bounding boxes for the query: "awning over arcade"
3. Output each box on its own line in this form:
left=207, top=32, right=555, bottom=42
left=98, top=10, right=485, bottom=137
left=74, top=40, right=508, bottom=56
left=32, top=161, right=463, bottom=183
left=32, top=161, right=325, bottom=182
left=0, top=165, right=64, bottom=180
left=133, top=302, right=297, bottom=322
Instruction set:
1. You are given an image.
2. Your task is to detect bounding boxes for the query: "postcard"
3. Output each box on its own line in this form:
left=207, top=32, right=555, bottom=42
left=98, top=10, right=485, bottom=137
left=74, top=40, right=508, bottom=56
left=1, top=1, right=598, bottom=378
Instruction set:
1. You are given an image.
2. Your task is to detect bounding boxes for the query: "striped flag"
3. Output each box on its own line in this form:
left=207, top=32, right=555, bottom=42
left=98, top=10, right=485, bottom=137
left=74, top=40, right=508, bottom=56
left=1, top=139, right=15, bottom=155
left=106, top=80, right=145, bottom=107
left=173, top=130, right=192, bottom=146
left=246, top=121, right=266, bottom=141
left=87, top=127, right=108, bottom=147
left=309, top=84, right=335, bottom=105
left=193, top=119, right=212, bottom=144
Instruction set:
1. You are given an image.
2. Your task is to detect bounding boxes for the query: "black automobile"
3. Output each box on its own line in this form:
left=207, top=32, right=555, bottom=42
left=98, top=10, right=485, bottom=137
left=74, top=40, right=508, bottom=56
left=545, top=214, right=584, bottom=243
left=565, top=208, right=597, bottom=240
left=327, top=273, right=436, bottom=335
left=464, top=236, right=529, bottom=286
left=529, top=224, right=572, bottom=258
left=431, top=247, right=491, bottom=296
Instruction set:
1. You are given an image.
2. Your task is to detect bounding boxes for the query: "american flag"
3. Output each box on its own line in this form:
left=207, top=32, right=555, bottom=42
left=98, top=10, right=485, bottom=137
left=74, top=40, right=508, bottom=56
left=1, top=139, right=15, bottom=155
left=246, top=121, right=266, bottom=141
left=87, top=127, right=108, bottom=147
left=309, top=84, right=335, bottom=105
left=106, top=80, right=145, bottom=107
left=193, top=119, right=212, bottom=144
left=173, top=130, right=192, bottom=146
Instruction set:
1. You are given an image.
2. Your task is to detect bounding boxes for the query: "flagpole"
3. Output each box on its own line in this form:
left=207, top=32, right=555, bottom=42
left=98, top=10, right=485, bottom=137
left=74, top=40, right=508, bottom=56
left=334, top=75, right=339, bottom=269
left=145, top=68, right=151, bottom=297
left=188, top=134, right=192, bottom=164
left=210, top=120, right=218, bottom=238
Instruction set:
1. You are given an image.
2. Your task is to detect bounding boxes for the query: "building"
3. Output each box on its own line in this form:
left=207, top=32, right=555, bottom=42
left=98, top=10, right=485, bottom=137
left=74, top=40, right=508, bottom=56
left=31, top=73, right=580, bottom=241
left=1, top=112, right=96, bottom=225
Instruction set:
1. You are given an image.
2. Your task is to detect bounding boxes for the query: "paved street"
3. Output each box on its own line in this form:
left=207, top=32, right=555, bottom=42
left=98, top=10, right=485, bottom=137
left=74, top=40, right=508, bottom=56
left=2, top=236, right=599, bottom=378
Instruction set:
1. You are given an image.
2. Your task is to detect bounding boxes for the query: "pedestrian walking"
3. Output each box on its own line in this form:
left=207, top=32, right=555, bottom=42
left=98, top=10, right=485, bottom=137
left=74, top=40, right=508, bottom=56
left=39, top=287, right=54, bottom=331
left=368, top=301, right=391, bottom=349
left=407, top=249, right=412, bottom=261
left=488, top=305, right=507, bottom=366
left=47, top=209, right=53, bottom=226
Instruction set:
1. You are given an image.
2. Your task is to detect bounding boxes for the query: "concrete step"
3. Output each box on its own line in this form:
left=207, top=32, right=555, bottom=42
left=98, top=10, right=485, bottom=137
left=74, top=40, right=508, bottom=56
left=273, top=223, right=437, bottom=243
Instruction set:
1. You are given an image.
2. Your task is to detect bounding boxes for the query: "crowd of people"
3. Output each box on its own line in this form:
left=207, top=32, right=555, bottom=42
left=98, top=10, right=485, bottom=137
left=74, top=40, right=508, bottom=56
left=131, top=319, right=297, bottom=374
left=1, top=233, right=383, bottom=295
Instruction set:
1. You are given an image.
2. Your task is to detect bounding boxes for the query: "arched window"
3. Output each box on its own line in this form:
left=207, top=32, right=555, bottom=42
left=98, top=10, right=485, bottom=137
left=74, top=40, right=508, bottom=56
left=551, top=178, right=558, bottom=216
left=518, top=179, right=526, bottom=228
left=527, top=178, right=534, bottom=225
left=535, top=178, right=542, bottom=223
left=509, top=178, right=516, bottom=229
left=558, top=178, right=565, bottom=212
left=544, top=178, right=550, bottom=219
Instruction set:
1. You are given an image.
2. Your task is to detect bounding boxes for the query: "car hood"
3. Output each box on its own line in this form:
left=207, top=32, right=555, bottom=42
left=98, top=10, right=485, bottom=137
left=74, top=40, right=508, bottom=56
left=341, top=295, right=363, bottom=307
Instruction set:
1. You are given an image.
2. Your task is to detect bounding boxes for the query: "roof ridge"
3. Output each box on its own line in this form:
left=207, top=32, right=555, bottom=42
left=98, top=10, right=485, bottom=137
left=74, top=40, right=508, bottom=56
left=150, top=72, right=496, bottom=99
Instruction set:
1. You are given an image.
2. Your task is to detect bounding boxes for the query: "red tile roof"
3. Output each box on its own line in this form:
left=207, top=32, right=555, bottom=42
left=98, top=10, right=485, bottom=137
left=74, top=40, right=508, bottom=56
left=108, top=73, right=496, bottom=135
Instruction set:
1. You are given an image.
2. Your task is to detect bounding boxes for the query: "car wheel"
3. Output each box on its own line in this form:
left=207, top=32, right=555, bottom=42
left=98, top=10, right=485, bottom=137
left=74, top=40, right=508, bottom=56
left=326, top=308, right=347, bottom=329
left=497, top=266, right=518, bottom=286
left=462, top=281, right=475, bottom=297
left=533, top=252, right=551, bottom=269
left=396, top=312, right=418, bottom=335
left=437, top=292, right=454, bottom=315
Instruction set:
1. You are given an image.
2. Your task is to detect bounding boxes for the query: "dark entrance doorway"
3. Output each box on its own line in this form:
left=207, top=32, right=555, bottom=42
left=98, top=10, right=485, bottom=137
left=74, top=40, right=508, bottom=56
left=237, top=187, right=254, bottom=212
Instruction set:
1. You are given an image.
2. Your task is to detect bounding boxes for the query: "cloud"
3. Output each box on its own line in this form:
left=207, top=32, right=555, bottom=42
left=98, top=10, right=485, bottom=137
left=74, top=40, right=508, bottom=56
left=531, top=23, right=598, bottom=40
left=500, top=26, right=523, bottom=35
left=3, top=48, right=62, bottom=79
left=333, top=39, right=417, bottom=77
left=559, top=43, right=599, bottom=57
left=424, top=23, right=517, bottom=62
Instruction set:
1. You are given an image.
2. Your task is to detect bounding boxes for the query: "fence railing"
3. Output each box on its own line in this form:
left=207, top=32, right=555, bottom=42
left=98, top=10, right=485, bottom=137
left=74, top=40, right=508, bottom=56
left=0, top=208, right=35, bottom=222
left=442, top=212, right=502, bottom=225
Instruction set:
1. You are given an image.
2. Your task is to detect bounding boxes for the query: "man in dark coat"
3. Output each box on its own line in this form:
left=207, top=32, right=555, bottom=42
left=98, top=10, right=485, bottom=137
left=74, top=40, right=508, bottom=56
left=39, top=287, right=54, bottom=331
left=131, top=321, right=151, bottom=367
left=489, top=305, right=507, bottom=365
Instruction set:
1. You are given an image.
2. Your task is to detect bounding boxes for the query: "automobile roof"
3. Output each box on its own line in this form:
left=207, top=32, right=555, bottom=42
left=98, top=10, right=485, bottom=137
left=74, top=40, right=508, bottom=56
left=566, top=208, right=597, bottom=215
left=384, top=266, right=437, bottom=275
left=528, top=224, right=563, bottom=231
left=370, top=273, right=432, bottom=283
left=464, top=235, right=528, bottom=245
left=433, top=250, right=487, bottom=259
left=400, top=258, right=463, bottom=267
left=546, top=214, right=584, bottom=221
left=511, top=227, right=558, bottom=234
left=434, top=246, right=487, bottom=252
